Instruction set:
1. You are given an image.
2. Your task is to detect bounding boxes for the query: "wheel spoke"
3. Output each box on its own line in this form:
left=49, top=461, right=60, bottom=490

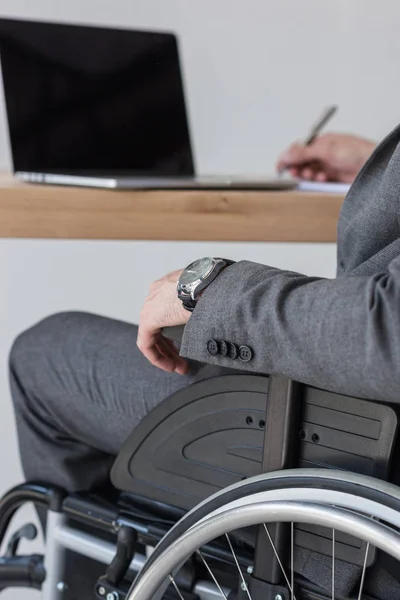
left=291, top=522, right=294, bottom=600
left=332, top=529, right=335, bottom=600
left=197, top=550, right=228, bottom=599
left=357, top=542, right=370, bottom=600
left=169, top=574, right=185, bottom=600
left=225, top=534, right=253, bottom=600
left=262, top=524, right=297, bottom=600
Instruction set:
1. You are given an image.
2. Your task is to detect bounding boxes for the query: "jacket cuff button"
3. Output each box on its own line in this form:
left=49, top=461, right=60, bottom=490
left=228, top=342, right=239, bottom=359
left=239, top=345, right=253, bottom=362
left=206, top=339, right=219, bottom=356
left=219, top=340, right=229, bottom=357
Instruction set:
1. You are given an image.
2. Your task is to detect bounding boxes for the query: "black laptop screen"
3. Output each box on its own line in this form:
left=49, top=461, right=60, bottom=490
left=0, top=18, right=194, bottom=175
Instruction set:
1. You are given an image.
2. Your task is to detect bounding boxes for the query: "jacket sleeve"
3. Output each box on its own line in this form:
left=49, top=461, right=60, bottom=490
left=180, top=256, right=400, bottom=403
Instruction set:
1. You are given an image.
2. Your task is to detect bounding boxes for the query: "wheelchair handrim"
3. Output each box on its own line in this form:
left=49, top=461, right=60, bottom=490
left=127, top=500, right=400, bottom=600
left=133, top=468, right=400, bottom=584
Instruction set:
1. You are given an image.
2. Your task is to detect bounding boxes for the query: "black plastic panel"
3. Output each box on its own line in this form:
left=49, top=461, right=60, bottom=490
left=294, top=385, right=397, bottom=567
left=110, top=375, right=398, bottom=569
left=111, top=375, right=268, bottom=510
left=299, top=386, right=397, bottom=478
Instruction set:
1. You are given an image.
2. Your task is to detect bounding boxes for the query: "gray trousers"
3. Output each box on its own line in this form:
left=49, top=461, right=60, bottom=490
left=9, top=311, right=207, bottom=600
left=9, top=311, right=204, bottom=493
left=8, top=311, right=400, bottom=600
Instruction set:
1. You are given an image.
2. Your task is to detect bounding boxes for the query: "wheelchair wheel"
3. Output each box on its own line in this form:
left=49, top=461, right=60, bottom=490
left=127, top=468, right=400, bottom=600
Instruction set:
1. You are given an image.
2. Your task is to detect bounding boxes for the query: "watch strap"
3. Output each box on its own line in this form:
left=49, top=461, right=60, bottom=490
left=181, top=296, right=196, bottom=312
left=178, top=258, right=235, bottom=312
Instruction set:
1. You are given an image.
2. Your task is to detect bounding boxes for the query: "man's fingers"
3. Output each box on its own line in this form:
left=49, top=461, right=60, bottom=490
left=289, top=167, right=301, bottom=178
left=277, top=142, right=327, bottom=171
left=137, top=330, right=189, bottom=374
left=175, top=361, right=189, bottom=375
left=276, top=143, right=301, bottom=170
left=157, top=336, right=189, bottom=375
left=137, top=268, right=191, bottom=373
left=158, top=336, right=180, bottom=356
left=277, top=143, right=307, bottom=169
left=300, top=167, right=313, bottom=180
left=147, top=344, right=176, bottom=372
left=315, top=171, right=328, bottom=182
left=137, top=331, right=175, bottom=372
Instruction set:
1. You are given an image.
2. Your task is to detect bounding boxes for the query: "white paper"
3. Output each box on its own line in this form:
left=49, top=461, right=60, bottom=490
left=297, top=180, right=351, bottom=194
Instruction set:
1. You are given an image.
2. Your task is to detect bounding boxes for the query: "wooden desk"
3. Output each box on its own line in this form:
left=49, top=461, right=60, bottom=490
left=0, top=174, right=344, bottom=242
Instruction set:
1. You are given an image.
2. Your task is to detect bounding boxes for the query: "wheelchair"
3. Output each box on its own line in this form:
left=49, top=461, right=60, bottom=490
left=2, top=327, right=400, bottom=600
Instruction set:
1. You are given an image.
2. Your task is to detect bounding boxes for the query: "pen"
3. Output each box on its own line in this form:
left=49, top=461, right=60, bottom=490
left=278, top=105, right=338, bottom=175
left=304, top=104, right=338, bottom=146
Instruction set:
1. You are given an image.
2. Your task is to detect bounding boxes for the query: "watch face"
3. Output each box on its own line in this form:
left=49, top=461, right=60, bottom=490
left=179, top=257, right=214, bottom=286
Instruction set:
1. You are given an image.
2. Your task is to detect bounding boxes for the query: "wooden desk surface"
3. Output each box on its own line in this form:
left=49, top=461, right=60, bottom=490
left=0, top=175, right=344, bottom=242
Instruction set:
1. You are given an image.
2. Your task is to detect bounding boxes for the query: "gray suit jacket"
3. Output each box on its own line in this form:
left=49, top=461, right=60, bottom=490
left=181, top=123, right=400, bottom=403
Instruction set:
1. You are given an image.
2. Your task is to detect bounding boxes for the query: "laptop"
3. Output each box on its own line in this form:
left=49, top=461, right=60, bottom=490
left=0, top=17, right=296, bottom=191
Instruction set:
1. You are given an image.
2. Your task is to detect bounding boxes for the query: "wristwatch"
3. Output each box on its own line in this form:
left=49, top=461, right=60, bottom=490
left=177, top=257, right=235, bottom=312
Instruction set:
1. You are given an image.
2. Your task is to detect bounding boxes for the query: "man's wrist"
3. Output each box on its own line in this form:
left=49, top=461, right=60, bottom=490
left=178, top=302, right=192, bottom=322
left=177, top=257, right=235, bottom=313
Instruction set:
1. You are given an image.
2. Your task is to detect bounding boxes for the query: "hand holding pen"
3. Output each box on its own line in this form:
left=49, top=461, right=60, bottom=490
left=277, top=106, right=375, bottom=183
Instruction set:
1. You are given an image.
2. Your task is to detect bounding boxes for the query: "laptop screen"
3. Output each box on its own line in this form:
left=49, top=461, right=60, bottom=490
left=0, top=18, right=194, bottom=176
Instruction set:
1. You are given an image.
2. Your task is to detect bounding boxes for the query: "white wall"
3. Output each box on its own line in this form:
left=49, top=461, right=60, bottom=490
left=1, top=0, right=400, bottom=173
left=0, top=1, right=398, bottom=597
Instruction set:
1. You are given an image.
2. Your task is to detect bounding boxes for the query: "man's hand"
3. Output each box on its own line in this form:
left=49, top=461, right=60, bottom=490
left=137, top=269, right=191, bottom=374
left=277, top=133, right=376, bottom=184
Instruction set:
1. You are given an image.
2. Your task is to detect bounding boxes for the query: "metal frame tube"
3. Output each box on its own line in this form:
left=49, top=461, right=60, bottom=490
left=54, top=523, right=146, bottom=574
left=41, top=511, right=66, bottom=600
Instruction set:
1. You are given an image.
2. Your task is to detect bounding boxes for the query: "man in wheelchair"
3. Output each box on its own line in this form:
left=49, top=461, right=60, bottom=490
left=3, top=125, right=400, bottom=600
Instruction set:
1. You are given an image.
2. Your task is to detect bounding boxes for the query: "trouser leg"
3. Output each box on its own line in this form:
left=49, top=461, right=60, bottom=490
left=9, top=311, right=200, bottom=600
left=9, top=311, right=197, bottom=493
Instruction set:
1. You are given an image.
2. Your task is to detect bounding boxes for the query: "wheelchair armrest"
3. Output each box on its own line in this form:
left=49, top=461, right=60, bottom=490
left=161, top=325, right=185, bottom=346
